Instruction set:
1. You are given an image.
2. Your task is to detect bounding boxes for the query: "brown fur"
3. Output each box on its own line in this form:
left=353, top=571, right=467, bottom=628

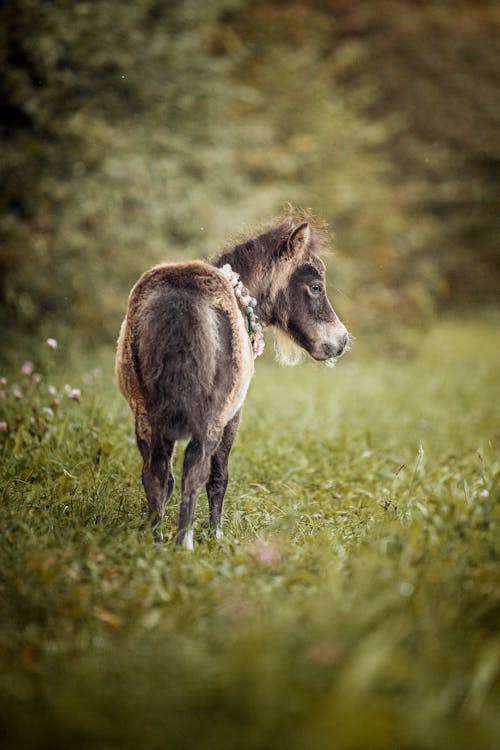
left=117, top=261, right=252, bottom=442
left=116, top=214, right=348, bottom=547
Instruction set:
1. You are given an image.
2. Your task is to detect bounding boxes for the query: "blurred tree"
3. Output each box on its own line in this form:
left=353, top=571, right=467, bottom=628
left=325, top=0, right=500, bottom=309
left=0, top=0, right=279, bottom=344
left=217, top=0, right=500, bottom=324
left=1, top=0, right=498, bottom=349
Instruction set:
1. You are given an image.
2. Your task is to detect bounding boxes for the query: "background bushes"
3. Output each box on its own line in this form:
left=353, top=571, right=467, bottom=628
left=1, top=0, right=499, bottom=351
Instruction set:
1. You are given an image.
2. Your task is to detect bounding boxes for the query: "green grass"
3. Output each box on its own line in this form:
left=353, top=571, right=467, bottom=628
left=1, top=317, right=500, bottom=750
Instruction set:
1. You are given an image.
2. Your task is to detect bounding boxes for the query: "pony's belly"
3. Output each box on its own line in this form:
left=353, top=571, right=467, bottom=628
left=226, top=368, right=252, bottom=422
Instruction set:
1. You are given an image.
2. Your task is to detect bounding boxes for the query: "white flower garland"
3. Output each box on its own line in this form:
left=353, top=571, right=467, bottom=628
left=220, top=264, right=265, bottom=358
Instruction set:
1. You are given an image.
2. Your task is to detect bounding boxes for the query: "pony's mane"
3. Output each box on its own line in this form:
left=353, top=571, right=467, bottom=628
left=273, top=327, right=305, bottom=366
left=211, top=208, right=331, bottom=267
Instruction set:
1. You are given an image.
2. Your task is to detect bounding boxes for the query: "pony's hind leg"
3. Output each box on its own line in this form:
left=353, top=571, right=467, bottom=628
left=177, top=434, right=218, bottom=550
left=137, top=421, right=175, bottom=542
left=206, top=411, right=241, bottom=539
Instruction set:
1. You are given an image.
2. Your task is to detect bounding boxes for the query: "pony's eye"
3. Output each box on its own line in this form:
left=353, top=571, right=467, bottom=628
left=309, top=283, right=322, bottom=295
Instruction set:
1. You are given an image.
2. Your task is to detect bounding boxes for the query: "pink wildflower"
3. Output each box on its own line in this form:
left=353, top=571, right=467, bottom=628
left=67, top=388, right=81, bottom=402
left=46, top=338, right=58, bottom=349
left=21, top=361, right=34, bottom=376
left=0, top=421, right=8, bottom=432
left=250, top=537, right=283, bottom=568
left=12, top=386, right=23, bottom=399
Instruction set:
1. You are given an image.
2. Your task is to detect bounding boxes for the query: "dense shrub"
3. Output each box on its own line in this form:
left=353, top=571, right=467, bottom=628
left=1, top=0, right=498, bottom=350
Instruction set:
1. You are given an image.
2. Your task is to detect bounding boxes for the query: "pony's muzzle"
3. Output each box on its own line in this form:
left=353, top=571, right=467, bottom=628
left=319, top=325, right=349, bottom=360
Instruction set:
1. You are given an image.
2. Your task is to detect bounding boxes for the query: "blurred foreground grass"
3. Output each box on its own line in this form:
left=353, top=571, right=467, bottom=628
left=1, top=316, right=499, bottom=750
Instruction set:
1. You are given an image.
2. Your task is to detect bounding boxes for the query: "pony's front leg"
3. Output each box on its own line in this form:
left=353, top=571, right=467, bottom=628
left=206, top=411, right=241, bottom=540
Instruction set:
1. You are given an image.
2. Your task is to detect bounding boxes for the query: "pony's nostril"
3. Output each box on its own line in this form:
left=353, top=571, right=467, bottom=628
left=323, top=341, right=342, bottom=358
left=320, top=329, right=349, bottom=359
left=322, top=330, right=349, bottom=359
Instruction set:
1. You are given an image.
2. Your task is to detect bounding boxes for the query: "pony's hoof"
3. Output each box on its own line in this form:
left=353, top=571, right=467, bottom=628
left=180, top=528, right=194, bottom=551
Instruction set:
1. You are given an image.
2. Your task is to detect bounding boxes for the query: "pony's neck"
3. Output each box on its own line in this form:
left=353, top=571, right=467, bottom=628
left=212, top=236, right=286, bottom=328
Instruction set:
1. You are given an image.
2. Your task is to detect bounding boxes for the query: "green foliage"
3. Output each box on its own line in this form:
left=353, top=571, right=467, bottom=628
left=1, top=0, right=499, bottom=345
left=1, top=317, right=499, bottom=749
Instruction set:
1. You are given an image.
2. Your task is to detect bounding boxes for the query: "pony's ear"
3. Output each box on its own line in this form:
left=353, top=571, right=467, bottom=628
left=286, top=222, right=310, bottom=257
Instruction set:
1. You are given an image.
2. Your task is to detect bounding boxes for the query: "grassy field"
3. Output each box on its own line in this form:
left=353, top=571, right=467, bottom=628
left=1, top=316, right=499, bottom=750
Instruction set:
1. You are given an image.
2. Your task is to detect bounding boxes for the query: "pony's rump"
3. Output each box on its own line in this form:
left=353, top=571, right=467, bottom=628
left=133, top=286, right=233, bottom=440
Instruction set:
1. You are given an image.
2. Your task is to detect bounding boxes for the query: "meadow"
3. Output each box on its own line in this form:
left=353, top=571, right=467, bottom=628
left=1, top=315, right=499, bottom=750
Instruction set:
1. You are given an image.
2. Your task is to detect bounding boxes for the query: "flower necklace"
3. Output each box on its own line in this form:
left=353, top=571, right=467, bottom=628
left=220, top=264, right=265, bottom=358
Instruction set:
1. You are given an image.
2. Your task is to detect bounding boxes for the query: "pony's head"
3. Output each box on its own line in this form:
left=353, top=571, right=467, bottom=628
left=270, top=221, right=349, bottom=368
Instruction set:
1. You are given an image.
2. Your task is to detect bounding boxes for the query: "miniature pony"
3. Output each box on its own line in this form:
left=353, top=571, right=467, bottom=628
left=116, top=215, right=348, bottom=548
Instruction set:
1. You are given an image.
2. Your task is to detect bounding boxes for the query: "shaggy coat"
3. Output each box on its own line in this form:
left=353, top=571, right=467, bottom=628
left=116, top=216, right=348, bottom=548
